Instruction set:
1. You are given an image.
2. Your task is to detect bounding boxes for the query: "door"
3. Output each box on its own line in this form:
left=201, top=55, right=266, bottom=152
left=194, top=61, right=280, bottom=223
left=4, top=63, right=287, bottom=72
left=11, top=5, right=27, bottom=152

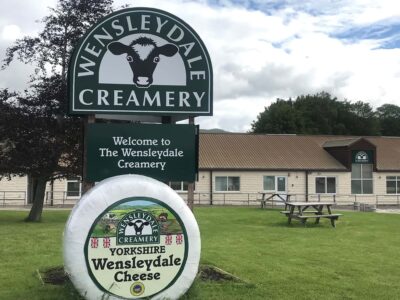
left=277, top=176, right=287, bottom=201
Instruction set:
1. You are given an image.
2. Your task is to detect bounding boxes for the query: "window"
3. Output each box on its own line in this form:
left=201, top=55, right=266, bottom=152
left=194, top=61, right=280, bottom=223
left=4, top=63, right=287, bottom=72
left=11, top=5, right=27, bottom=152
left=315, top=177, right=336, bottom=194
left=263, top=176, right=287, bottom=192
left=67, top=177, right=81, bottom=197
left=215, top=176, right=240, bottom=192
left=277, top=177, right=286, bottom=192
left=387, top=176, right=400, bottom=194
left=351, top=164, right=373, bottom=194
left=263, top=176, right=275, bottom=191
left=169, top=181, right=188, bottom=191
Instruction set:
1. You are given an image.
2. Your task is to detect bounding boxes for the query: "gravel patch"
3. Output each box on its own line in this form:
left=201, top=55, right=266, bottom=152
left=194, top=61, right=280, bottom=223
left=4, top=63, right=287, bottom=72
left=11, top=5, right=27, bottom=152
left=376, top=209, right=400, bottom=214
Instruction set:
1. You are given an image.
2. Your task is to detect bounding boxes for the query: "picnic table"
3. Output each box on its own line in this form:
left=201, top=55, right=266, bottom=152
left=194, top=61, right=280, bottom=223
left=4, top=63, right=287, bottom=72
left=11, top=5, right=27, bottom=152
left=281, top=201, right=342, bottom=227
left=258, top=192, right=291, bottom=208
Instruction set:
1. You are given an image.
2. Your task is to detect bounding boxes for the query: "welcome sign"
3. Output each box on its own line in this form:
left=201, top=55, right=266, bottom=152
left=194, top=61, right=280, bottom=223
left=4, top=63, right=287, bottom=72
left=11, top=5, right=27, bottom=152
left=69, top=7, right=213, bottom=116
left=86, top=123, right=198, bottom=182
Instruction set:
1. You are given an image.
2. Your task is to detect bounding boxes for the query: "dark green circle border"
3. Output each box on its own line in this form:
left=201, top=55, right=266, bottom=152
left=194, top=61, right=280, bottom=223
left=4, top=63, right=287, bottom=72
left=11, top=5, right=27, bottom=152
left=68, top=6, right=213, bottom=116
left=83, top=196, right=190, bottom=299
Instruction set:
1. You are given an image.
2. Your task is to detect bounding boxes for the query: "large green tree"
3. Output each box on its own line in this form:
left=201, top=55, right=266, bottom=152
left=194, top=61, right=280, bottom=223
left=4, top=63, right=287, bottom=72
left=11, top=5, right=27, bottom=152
left=293, top=92, right=340, bottom=134
left=376, top=104, right=400, bottom=136
left=251, top=92, right=382, bottom=136
left=0, top=0, right=114, bottom=222
left=252, top=92, right=343, bottom=134
left=348, top=101, right=380, bottom=136
left=251, top=99, right=303, bottom=133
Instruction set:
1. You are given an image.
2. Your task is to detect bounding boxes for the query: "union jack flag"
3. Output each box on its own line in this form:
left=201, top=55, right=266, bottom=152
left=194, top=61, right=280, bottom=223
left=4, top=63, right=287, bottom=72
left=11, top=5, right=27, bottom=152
left=165, top=234, right=173, bottom=245
left=176, top=234, right=183, bottom=245
left=91, top=238, right=99, bottom=248
left=103, top=237, right=111, bottom=248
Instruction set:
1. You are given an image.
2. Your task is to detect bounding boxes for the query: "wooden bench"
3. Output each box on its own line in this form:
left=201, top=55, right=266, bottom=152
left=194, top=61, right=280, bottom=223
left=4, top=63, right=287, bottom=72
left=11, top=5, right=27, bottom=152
left=296, top=214, right=342, bottom=227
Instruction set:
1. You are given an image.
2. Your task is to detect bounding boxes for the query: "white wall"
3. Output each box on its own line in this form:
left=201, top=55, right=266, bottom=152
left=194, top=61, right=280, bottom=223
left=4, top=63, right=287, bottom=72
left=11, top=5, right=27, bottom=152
left=0, top=176, right=28, bottom=205
left=2, top=171, right=400, bottom=206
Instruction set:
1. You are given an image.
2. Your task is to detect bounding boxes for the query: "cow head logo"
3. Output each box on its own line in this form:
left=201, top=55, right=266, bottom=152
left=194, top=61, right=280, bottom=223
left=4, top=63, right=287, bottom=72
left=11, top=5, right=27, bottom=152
left=107, top=37, right=178, bottom=88
left=355, top=151, right=369, bottom=163
left=117, top=210, right=160, bottom=245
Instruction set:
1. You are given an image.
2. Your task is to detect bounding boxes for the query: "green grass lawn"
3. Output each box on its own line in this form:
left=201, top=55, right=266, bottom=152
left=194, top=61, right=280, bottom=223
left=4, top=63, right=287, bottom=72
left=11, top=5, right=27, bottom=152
left=1, top=207, right=400, bottom=299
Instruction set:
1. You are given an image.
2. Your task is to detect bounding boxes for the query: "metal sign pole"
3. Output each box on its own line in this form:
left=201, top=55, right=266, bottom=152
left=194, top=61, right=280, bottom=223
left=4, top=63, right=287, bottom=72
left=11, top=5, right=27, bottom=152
left=187, top=116, right=195, bottom=211
left=82, top=114, right=95, bottom=194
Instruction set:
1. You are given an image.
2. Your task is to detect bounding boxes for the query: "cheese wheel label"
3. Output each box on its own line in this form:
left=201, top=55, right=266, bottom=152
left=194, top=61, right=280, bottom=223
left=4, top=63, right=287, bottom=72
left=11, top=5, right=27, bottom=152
left=84, top=197, right=188, bottom=299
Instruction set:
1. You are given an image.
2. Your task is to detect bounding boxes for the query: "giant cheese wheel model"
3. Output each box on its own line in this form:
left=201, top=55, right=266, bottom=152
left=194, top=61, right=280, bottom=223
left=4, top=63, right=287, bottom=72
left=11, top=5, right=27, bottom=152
left=64, top=174, right=201, bottom=299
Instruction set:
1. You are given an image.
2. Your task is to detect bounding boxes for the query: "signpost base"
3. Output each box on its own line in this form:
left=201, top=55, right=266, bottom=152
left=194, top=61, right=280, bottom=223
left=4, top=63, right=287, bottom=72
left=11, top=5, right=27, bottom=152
left=188, top=182, right=195, bottom=211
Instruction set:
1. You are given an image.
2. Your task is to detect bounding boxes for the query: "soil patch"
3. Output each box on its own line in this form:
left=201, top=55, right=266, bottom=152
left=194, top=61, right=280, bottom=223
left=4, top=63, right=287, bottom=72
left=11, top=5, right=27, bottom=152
left=198, top=265, right=244, bottom=283
left=39, top=264, right=245, bottom=286
left=38, top=266, right=68, bottom=285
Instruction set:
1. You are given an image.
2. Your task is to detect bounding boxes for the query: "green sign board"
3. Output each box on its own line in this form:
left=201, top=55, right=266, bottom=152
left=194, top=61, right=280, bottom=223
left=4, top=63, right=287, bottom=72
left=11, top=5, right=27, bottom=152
left=352, top=150, right=374, bottom=164
left=69, top=7, right=213, bottom=116
left=86, top=124, right=198, bottom=181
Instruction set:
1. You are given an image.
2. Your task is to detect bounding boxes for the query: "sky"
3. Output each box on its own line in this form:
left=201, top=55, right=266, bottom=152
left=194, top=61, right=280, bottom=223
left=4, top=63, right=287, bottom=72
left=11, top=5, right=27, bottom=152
left=1, top=0, right=400, bottom=132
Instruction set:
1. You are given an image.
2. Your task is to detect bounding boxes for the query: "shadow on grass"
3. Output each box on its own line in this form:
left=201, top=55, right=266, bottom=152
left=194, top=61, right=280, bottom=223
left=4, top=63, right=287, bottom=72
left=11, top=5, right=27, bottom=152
left=0, top=210, right=70, bottom=225
left=182, top=265, right=256, bottom=300
left=268, top=221, right=338, bottom=229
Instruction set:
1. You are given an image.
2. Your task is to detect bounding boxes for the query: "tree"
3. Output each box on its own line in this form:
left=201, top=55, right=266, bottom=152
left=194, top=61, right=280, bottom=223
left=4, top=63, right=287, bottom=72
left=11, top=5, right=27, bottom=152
left=250, top=92, right=383, bottom=136
left=293, top=92, right=340, bottom=134
left=252, top=92, right=344, bottom=135
left=0, top=0, right=114, bottom=222
left=348, top=101, right=380, bottom=136
left=376, top=104, right=400, bottom=136
left=251, top=99, right=302, bottom=133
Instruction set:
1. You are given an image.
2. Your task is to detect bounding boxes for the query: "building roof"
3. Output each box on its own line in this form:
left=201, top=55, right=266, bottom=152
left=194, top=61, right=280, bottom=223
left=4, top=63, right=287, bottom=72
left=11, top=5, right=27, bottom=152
left=368, top=137, right=400, bottom=171
left=199, top=133, right=400, bottom=171
left=323, top=138, right=362, bottom=148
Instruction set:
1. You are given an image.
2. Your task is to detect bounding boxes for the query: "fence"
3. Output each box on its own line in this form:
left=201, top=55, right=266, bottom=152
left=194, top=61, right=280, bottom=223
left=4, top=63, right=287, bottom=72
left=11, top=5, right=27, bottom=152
left=44, top=191, right=80, bottom=206
left=178, top=192, right=400, bottom=208
left=0, top=191, right=27, bottom=206
left=1, top=190, right=400, bottom=208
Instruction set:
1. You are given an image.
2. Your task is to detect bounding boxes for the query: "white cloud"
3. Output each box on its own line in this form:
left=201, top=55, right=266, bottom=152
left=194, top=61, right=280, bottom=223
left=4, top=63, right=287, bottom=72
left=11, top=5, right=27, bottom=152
left=1, top=0, right=400, bottom=132
left=2, top=25, right=22, bottom=40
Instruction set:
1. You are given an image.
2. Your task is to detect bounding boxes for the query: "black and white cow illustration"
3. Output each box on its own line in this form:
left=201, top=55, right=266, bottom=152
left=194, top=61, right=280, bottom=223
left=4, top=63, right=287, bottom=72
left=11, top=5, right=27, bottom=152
left=127, top=220, right=150, bottom=235
left=357, top=152, right=368, bottom=160
left=107, top=37, right=179, bottom=87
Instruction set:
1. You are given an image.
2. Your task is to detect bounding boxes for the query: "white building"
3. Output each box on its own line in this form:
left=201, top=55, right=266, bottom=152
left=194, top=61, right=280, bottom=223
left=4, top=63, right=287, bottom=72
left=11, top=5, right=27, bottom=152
left=1, top=133, right=400, bottom=207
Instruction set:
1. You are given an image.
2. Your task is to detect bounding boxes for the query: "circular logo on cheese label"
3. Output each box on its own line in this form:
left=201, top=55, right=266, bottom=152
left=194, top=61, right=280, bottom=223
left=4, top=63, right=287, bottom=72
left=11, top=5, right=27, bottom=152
left=130, top=282, right=145, bottom=296
left=84, top=197, right=188, bottom=299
